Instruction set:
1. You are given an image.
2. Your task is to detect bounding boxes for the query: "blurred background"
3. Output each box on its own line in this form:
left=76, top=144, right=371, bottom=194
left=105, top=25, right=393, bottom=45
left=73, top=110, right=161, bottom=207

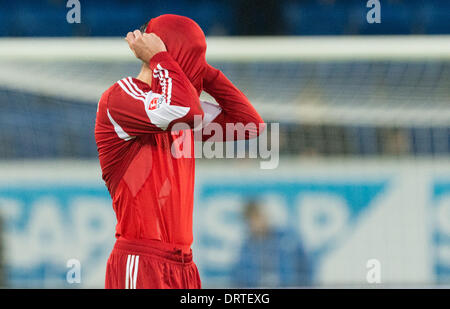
left=0, top=0, right=450, bottom=288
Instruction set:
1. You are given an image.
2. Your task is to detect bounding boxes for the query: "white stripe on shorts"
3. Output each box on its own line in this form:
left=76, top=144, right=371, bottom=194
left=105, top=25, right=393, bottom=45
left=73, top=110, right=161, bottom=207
left=125, top=254, right=139, bottom=289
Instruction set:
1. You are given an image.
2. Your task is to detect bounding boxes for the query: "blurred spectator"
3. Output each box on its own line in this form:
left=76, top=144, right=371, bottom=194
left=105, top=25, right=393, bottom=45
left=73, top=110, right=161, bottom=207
left=381, top=128, right=411, bottom=156
left=232, top=200, right=312, bottom=287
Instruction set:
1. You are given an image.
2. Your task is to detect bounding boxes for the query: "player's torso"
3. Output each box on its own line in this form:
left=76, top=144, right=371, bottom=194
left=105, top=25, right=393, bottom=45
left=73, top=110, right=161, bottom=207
left=95, top=83, right=197, bottom=246
left=112, top=131, right=196, bottom=244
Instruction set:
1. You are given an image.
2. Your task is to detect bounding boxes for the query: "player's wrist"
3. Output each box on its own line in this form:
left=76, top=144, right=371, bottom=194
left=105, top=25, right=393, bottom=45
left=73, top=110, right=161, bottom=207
left=149, top=51, right=171, bottom=69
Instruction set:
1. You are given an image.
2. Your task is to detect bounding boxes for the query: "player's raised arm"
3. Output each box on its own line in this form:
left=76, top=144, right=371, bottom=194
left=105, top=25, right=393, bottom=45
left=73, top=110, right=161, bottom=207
left=200, top=63, right=265, bottom=141
left=106, top=31, right=204, bottom=136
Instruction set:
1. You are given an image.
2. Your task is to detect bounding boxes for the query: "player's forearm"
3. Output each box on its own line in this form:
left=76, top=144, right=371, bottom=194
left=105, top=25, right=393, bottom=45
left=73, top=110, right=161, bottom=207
left=149, top=52, right=204, bottom=127
left=203, top=64, right=264, bottom=132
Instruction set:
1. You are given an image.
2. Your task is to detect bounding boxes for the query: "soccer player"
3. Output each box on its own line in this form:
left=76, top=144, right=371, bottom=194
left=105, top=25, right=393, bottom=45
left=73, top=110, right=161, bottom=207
left=95, top=14, right=264, bottom=289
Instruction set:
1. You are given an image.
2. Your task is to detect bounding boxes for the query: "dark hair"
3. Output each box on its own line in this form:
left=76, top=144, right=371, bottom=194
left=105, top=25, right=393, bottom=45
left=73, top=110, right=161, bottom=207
left=139, top=21, right=149, bottom=34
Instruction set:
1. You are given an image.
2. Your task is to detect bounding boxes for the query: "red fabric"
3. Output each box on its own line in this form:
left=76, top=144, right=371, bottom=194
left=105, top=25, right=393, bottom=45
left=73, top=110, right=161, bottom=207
left=106, top=52, right=203, bottom=136
left=96, top=78, right=197, bottom=244
left=95, top=15, right=264, bottom=287
left=105, top=238, right=201, bottom=289
left=144, top=14, right=207, bottom=96
left=201, top=63, right=265, bottom=141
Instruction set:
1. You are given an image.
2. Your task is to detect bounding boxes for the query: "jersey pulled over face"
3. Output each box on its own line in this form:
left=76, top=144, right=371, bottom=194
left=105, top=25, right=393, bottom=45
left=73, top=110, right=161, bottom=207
left=144, top=14, right=208, bottom=97
left=95, top=15, right=264, bottom=247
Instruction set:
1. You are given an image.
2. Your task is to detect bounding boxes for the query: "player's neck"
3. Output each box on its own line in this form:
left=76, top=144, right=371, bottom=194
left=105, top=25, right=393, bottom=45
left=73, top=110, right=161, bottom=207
left=136, top=64, right=153, bottom=87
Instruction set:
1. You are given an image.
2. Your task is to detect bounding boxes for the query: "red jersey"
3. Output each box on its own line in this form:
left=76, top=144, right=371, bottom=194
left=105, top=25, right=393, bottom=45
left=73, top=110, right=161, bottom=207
left=95, top=53, right=263, bottom=247
left=95, top=19, right=263, bottom=249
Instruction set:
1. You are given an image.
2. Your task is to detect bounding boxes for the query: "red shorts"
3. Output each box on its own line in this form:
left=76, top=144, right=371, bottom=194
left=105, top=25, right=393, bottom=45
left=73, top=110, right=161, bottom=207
left=105, top=237, right=201, bottom=289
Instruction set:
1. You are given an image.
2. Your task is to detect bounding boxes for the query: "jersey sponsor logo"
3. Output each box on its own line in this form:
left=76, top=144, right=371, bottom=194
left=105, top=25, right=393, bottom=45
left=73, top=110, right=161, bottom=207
left=117, top=75, right=189, bottom=131
left=146, top=94, right=164, bottom=110
left=149, top=97, right=158, bottom=110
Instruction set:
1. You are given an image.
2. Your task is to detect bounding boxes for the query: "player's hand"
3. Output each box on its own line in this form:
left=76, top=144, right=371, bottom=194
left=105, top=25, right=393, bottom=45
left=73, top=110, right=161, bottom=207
left=125, top=30, right=167, bottom=63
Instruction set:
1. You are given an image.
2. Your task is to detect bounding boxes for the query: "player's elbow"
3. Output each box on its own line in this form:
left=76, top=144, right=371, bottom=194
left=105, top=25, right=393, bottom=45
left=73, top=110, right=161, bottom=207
left=254, top=120, right=266, bottom=138
left=184, top=104, right=205, bottom=128
left=246, top=114, right=266, bottom=140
